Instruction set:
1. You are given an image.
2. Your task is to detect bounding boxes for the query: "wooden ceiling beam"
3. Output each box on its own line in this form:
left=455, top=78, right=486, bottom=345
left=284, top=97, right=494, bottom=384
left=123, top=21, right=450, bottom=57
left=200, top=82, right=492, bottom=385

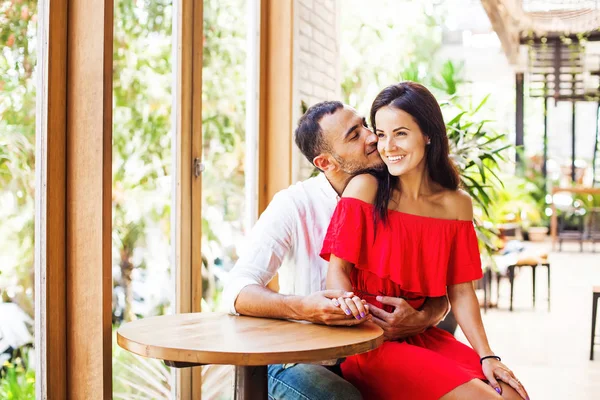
left=481, top=0, right=521, bottom=64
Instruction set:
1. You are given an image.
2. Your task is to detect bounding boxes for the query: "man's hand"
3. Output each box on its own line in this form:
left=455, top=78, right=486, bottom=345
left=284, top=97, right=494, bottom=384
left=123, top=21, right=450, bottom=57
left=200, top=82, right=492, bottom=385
left=368, top=296, right=432, bottom=341
left=299, top=290, right=371, bottom=326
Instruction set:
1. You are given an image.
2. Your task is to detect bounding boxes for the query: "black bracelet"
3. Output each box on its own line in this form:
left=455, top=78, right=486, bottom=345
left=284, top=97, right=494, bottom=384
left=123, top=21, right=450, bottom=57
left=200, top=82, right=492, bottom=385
left=480, top=355, right=501, bottom=364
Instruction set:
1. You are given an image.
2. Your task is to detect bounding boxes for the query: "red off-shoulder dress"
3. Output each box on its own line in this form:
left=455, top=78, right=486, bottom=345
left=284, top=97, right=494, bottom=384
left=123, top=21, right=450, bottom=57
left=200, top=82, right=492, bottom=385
left=320, top=197, right=486, bottom=400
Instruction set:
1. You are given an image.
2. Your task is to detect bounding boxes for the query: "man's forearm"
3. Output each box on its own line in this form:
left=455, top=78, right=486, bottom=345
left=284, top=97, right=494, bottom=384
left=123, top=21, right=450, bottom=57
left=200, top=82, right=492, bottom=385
left=234, top=284, right=304, bottom=320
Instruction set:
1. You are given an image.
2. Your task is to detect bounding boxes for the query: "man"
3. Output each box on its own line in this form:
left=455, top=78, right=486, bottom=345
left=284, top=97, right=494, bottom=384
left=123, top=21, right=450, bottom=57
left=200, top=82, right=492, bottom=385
left=222, top=101, right=449, bottom=399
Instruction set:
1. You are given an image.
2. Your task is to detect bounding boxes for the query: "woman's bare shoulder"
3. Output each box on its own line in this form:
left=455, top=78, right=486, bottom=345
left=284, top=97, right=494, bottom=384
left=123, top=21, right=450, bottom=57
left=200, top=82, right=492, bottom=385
left=342, top=174, right=379, bottom=204
left=440, top=188, right=473, bottom=221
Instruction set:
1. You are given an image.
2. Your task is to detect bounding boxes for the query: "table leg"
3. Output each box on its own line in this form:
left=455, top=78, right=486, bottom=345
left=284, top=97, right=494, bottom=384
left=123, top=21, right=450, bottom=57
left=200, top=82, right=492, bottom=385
left=509, top=265, right=515, bottom=312
left=591, top=294, right=598, bottom=361
left=531, top=265, right=537, bottom=308
left=546, top=263, right=551, bottom=312
left=234, top=366, right=268, bottom=400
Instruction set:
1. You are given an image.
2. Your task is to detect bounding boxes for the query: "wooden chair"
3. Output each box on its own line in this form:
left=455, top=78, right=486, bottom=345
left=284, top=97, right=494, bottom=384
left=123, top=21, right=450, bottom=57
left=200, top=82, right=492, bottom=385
left=558, top=209, right=585, bottom=252
left=591, top=287, right=600, bottom=361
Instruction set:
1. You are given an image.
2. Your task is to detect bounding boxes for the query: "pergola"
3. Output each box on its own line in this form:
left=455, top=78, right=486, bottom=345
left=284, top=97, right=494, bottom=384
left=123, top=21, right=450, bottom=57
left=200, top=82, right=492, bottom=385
left=35, top=0, right=294, bottom=399
left=481, top=0, right=600, bottom=186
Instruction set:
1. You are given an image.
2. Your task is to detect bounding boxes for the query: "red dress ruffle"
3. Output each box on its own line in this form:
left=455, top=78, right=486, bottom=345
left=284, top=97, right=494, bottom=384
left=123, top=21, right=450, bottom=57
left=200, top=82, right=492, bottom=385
left=320, top=197, right=486, bottom=400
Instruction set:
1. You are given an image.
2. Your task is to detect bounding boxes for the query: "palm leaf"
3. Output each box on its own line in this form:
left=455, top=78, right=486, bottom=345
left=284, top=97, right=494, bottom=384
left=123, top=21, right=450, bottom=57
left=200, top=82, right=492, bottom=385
left=473, top=94, right=490, bottom=114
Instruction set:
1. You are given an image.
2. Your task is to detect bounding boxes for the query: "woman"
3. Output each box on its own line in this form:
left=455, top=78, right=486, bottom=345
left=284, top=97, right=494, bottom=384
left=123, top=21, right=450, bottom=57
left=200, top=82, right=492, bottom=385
left=321, top=82, right=529, bottom=400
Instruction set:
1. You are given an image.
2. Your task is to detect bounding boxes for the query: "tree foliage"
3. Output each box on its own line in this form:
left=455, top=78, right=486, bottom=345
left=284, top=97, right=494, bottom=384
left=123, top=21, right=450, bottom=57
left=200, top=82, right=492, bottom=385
left=0, top=0, right=37, bottom=316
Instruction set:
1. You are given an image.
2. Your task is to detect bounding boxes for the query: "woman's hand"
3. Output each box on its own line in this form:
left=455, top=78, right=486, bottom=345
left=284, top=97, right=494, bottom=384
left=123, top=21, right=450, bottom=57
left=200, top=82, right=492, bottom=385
left=332, top=295, right=370, bottom=321
left=481, top=358, right=529, bottom=399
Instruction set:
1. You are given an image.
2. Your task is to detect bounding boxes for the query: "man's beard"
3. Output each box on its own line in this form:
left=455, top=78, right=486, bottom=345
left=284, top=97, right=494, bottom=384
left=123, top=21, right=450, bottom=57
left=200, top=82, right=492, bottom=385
left=331, top=151, right=386, bottom=176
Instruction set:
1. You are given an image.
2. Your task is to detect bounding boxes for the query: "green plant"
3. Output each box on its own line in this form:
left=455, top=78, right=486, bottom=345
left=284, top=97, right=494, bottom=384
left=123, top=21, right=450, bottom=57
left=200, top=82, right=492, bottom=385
left=573, top=193, right=600, bottom=209
left=431, top=60, right=466, bottom=96
left=0, top=355, right=35, bottom=400
left=113, top=204, right=147, bottom=322
left=444, top=94, right=510, bottom=252
left=111, top=0, right=174, bottom=325
left=0, top=0, right=37, bottom=318
left=523, top=162, right=551, bottom=227
left=487, top=174, right=544, bottom=228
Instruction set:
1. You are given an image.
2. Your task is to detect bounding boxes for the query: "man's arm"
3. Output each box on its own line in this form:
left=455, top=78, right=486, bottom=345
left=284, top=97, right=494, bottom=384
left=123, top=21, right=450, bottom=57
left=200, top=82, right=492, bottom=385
left=221, top=190, right=297, bottom=315
left=235, top=285, right=363, bottom=325
left=222, top=191, right=361, bottom=325
left=367, top=296, right=449, bottom=341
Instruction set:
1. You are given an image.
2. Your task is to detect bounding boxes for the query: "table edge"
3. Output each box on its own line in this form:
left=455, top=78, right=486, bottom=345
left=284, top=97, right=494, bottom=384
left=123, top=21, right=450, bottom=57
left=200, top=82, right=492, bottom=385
left=116, top=325, right=384, bottom=366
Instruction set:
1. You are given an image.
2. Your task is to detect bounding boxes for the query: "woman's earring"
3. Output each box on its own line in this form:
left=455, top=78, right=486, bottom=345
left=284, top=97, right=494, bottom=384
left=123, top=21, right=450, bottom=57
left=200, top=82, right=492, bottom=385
left=426, top=139, right=431, bottom=145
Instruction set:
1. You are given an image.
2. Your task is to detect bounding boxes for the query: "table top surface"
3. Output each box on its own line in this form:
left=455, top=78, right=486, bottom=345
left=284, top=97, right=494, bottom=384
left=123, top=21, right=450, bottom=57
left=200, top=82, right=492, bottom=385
left=117, top=312, right=384, bottom=366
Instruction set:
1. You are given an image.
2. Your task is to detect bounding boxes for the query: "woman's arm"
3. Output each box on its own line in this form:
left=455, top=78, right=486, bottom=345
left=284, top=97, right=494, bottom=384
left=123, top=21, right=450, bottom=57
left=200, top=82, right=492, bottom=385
left=447, top=190, right=494, bottom=355
left=448, top=283, right=528, bottom=399
left=447, top=282, right=492, bottom=356
left=447, top=191, right=529, bottom=399
left=326, top=254, right=368, bottom=320
left=323, top=173, right=380, bottom=320
left=326, top=254, right=354, bottom=291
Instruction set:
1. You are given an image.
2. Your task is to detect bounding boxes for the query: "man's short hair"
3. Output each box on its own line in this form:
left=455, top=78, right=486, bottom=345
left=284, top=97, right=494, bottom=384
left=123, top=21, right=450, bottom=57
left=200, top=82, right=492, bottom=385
left=294, top=101, right=344, bottom=168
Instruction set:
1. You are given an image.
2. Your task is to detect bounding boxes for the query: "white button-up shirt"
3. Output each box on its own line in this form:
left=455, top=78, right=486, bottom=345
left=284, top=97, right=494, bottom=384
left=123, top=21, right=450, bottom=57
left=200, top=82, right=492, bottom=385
left=223, top=173, right=339, bottom=314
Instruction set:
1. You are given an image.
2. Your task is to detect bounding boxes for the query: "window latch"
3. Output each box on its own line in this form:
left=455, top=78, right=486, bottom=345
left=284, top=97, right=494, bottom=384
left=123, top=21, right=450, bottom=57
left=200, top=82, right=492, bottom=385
left=194, top=158, right=205, bottom=178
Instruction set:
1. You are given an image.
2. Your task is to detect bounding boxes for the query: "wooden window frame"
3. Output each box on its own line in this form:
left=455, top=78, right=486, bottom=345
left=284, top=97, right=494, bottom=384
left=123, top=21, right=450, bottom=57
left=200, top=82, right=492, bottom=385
left=35, top=0, right=114, bottom=397
left=35, top=0, right=295, bottom=398
left=172, top=0, right=204, bottom=398
left=36, top=0, right=204, bottom=398
left=258, top=0, right=294, bottom=214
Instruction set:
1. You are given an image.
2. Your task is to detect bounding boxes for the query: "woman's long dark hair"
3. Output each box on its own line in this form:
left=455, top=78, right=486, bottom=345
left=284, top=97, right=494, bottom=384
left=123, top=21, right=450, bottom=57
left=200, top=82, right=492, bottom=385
left=369, top=82, right=460, bottom=224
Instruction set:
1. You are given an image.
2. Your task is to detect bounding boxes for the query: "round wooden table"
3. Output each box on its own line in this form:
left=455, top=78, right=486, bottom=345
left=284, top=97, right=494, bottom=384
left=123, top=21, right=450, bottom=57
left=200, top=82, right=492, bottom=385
left=117, top=312, right=383, bottom=399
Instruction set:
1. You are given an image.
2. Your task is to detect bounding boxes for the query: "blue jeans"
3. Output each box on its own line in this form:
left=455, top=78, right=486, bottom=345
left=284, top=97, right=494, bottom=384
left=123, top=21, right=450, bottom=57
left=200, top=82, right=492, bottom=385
left=267, top=364, right=362, bottom=400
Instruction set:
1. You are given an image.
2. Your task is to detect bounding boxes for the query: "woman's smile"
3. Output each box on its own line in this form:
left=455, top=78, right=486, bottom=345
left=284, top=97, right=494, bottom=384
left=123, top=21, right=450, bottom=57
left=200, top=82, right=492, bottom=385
left=386, top=154, right=406, bottom=163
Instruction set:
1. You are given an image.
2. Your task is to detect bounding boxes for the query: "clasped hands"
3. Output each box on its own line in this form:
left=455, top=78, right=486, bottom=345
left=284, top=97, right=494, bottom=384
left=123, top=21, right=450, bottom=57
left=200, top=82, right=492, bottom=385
left=332, top=292, right=370, bottom=321
left=303, top=290, right=430, bottom=341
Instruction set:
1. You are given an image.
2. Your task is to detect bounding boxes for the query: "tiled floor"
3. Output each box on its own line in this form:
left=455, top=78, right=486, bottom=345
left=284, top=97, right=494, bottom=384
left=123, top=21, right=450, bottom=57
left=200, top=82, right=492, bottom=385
left=456, top=240, right=600, bottom=399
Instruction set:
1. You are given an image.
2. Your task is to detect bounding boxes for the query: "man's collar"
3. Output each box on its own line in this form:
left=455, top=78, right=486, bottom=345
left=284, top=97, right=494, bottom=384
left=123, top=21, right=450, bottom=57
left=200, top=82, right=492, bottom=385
left=316, top=173, right=340, bottom=200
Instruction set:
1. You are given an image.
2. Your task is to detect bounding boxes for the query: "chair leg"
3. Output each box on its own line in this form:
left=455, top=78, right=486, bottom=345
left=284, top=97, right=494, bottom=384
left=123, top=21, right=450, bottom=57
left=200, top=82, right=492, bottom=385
left=591, top=294, right=598, bottom=361
left=546, top=264, right=551, bottom=312
left=509, top=265, right=515, bottom=312
left=496, top=272, right=501, bottom=305
left=483, top=270, right=488, bottom=313
left=488, top=269, right=493, bottom=308
left=532, top=265, right=537, bottom=308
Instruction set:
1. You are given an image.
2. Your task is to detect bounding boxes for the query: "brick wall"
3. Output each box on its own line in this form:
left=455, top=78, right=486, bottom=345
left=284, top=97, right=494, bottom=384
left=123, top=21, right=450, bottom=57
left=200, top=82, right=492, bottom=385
left=291, top=0, right=341, bottom=183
